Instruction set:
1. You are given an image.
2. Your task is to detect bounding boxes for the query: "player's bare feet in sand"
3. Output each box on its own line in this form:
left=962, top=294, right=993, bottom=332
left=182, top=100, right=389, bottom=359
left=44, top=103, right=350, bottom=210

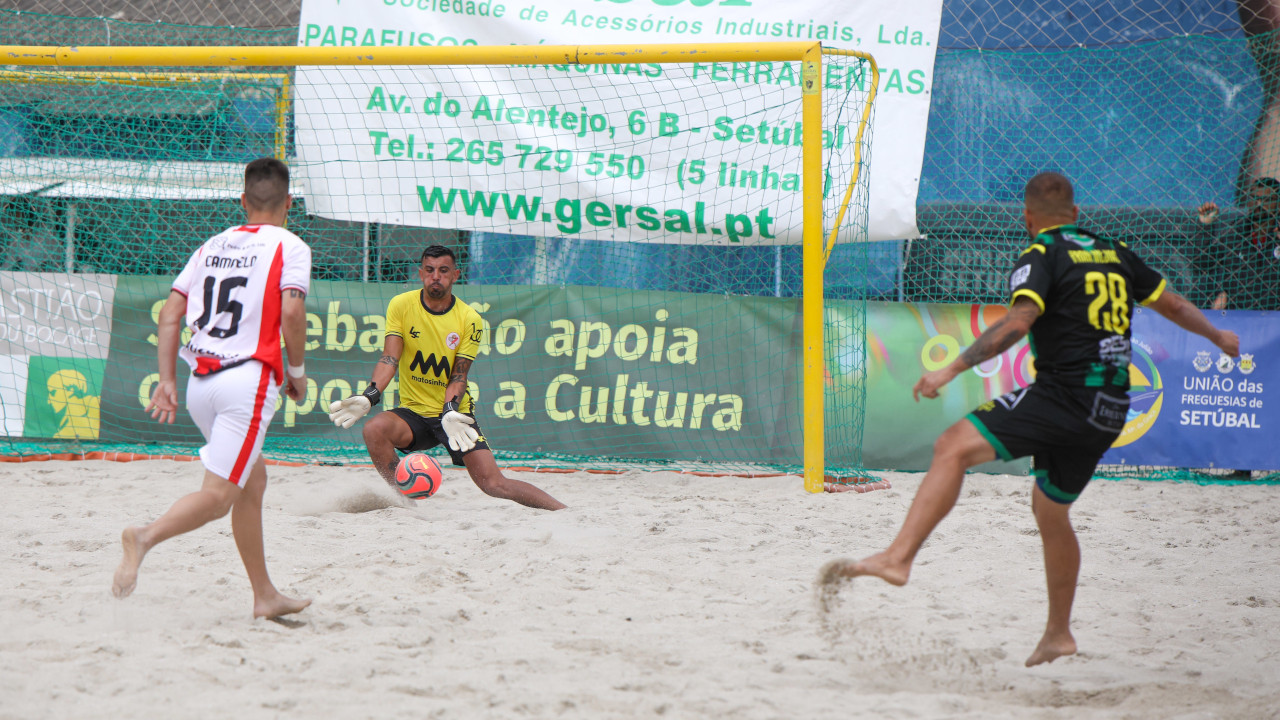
left=112, top=527, right=149, bottom=599
left=254, top=592, right=312, bottom=619
left=820, top=552, right=911, bottom=587
left=1025, top=632, right=1076, bottom=667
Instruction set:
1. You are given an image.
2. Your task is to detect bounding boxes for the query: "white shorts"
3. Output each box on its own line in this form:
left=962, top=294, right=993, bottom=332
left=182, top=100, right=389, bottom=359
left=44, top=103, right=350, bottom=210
left=186, top=360, right=279, bottom=487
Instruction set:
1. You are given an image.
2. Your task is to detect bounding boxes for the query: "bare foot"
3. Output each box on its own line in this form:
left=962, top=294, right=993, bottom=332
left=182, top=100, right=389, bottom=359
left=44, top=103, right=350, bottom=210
left=1025, top=633, right=1077, bottom=667
left=112, top=527, right=148, bottom=599
left=821, top=552, right=911, bottom=587
left=254, top=592, right=312, bottom=619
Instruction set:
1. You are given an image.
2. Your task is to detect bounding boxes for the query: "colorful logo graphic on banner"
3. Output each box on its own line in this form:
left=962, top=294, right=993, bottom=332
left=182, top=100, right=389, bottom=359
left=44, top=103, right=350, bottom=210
left=915, top=303, right=1034, bottom=398
left=1112, top=340, right=1163, bottom=448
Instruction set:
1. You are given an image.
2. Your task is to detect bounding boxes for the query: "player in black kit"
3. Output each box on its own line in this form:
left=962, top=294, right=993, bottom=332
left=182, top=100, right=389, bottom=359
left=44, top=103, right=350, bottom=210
left=823, top=172, right=1240, bottom=668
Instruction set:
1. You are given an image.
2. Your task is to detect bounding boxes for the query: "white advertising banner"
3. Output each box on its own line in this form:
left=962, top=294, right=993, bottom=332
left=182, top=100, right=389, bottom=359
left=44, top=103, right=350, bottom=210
left=295, top=0, right=942, bottom=243
left=0, top=273, right=116, bottom=360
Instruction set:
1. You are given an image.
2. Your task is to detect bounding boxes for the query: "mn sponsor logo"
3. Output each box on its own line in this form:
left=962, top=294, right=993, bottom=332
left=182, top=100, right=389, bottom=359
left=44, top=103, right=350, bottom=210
left=409, top=351, right=451, bottom=377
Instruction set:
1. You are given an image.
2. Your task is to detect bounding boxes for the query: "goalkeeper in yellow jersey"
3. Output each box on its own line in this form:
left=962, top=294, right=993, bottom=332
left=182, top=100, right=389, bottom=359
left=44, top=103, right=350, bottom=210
left=328, top=245, right=565, bottom=510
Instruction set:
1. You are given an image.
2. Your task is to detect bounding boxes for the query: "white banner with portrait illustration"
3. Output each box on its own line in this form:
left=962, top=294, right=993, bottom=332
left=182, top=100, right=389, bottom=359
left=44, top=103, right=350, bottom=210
left=295, top=0, right=942, bottom=243
left=0, top=273, right=115, bottom=438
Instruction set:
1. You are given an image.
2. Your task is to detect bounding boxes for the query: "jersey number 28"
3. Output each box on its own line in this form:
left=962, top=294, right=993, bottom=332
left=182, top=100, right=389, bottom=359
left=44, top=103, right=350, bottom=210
left=1084, top=271, right=1129, bottom=334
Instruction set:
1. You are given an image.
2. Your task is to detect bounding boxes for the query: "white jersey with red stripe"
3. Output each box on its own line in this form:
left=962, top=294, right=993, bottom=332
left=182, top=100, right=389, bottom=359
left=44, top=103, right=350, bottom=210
left=172, top=223, right=311, bottom=383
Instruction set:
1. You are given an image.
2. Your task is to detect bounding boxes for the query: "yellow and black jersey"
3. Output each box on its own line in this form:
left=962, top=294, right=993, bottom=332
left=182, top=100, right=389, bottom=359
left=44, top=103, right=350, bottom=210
left=1009, top=224, right=1165, bottom=392
left=385, top=290, right=483, bottom=417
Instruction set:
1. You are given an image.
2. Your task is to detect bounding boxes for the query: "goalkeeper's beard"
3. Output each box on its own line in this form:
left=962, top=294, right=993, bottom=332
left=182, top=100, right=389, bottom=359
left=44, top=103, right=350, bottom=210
left=426, top=284, right=448, bottom=300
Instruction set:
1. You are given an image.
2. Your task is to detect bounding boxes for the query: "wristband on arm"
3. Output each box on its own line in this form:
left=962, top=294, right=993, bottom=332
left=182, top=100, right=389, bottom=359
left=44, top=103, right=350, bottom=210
left=362, top=382, right=383, bottom=406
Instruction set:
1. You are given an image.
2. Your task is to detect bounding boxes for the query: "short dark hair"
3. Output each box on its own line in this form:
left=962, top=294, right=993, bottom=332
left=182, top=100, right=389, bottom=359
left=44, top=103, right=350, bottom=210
left=420, top=245, right=457, bottom=264
left=243, top=158, right=289, bottom=211
left=1024, top=171, right=1075, bottom=217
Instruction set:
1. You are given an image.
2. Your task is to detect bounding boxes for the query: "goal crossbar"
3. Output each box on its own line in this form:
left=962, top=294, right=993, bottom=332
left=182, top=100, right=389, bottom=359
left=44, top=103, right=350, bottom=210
left=5, top=43, right=824, bottom=68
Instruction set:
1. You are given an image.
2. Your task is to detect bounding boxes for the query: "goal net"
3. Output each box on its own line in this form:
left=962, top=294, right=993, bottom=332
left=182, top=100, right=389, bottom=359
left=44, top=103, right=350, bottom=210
left=0, top=43, right=878, bottom=488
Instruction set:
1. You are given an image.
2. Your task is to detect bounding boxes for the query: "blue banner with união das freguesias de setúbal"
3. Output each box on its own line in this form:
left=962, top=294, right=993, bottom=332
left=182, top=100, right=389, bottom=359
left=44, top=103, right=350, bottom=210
left=1102, top=307, right=1279, bottom=471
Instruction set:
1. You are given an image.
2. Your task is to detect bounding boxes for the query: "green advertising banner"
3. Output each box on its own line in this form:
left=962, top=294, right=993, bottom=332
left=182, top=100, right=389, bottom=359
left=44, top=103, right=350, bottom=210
left=95, top=277, right=1026, bottom=473
left=100, top=277, right=805, bottom=466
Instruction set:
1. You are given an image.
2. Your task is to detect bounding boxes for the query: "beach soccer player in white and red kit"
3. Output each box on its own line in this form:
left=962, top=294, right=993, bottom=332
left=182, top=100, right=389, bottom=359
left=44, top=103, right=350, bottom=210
left=112, top=157, right=314, bottom=620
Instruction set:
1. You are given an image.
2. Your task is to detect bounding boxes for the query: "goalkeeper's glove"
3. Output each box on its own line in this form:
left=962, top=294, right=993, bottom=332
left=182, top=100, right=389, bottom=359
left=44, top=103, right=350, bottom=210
left=440, top=399, right=479, bottom=452
left=328, top=383, right=381, bottom=429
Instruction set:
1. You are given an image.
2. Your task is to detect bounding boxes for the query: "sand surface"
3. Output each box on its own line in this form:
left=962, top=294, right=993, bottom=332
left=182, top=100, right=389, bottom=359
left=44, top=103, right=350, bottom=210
left=1, top=460, right=1278, bottom=719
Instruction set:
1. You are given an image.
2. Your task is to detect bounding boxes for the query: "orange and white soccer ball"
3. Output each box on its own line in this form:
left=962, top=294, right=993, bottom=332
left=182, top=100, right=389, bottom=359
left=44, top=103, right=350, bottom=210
left=395, top=452, right=443, bottom=499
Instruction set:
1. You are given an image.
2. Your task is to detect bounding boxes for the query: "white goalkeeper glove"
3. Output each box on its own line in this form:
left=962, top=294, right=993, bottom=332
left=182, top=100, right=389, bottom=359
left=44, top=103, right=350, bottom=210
left=328, top=383, right=381, bottom=429
left=440, top=399, right=479, bottom=452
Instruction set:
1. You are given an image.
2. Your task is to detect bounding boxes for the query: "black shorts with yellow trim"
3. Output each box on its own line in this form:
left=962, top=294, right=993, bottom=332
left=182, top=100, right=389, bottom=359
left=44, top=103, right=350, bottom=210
left=965, top=380, right=1127, bottom=504
left=390, top=407, right=490, bottom=467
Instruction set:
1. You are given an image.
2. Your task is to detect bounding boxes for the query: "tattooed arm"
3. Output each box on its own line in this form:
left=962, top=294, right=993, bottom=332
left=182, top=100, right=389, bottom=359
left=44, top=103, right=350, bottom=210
left=327, top=332, right=403, bottom=431
left=439, top=355, right=478, bottom=451
left=444, top=356, right=472, bottom=406
left=912, top=298, right=1040, bottom=402
left=280, top=288, right=308, bottom=402
left=369, top=335, right=404, bottom=393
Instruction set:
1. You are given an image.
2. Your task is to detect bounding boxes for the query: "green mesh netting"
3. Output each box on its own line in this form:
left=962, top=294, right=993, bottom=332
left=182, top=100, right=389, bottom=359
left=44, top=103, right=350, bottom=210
left=0, top=16, right=876, bottom=479
left=3, top=7, right=1276, bottom=484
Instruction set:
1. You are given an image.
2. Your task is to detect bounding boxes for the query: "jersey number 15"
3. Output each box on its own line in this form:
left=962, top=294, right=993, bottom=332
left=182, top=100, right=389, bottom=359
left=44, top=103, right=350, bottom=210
left=194, top=275, right=248, bottom=338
